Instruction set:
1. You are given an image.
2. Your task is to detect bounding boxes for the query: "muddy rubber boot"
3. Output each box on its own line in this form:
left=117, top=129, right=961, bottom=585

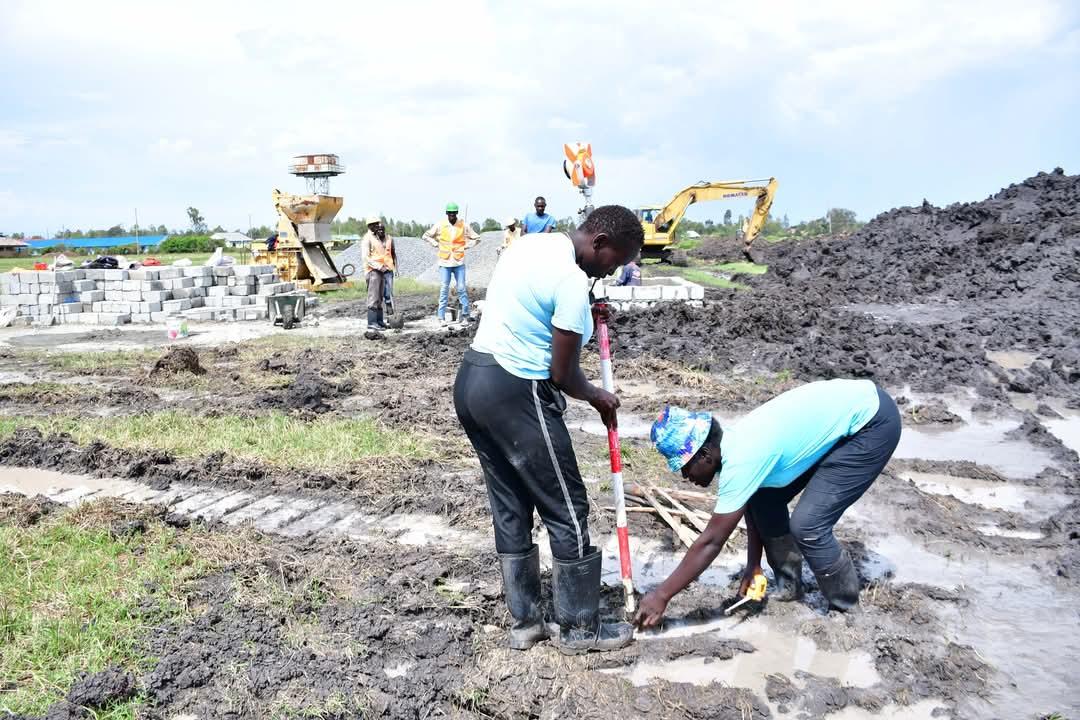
left=552, top=550, right=633, bottom=655
left=366, top=309, right=381, bottom=330
left=498, top=545, right=549, bottom=650
left=376, top=307, right=388, bottom=329
left=762, top=534, right=805, bottom=601
left=814, top=550, right=861, bottom=612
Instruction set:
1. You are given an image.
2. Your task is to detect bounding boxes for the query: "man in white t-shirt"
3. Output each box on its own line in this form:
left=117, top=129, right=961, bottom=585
left=455, top=205, right=644, bottom=655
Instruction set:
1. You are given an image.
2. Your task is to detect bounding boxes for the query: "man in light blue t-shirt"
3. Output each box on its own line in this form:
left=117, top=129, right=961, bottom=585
left=454, top=205, right=644, bottom=655
left=633, top=380, right=901, bottom=628
left=521, top=196, right=557, bottom=234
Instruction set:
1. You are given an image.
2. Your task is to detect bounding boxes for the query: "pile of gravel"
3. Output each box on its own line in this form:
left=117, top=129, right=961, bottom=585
left=336, top=231, right=505, bottom=288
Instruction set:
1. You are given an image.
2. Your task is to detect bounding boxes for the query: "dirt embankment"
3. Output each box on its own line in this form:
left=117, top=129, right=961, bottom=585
left=615, top=169, right=1080, bottom=402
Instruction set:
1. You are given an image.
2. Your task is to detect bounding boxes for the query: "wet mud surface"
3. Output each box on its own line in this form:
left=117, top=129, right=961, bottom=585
left=2, top=172, right=1080, bottom=717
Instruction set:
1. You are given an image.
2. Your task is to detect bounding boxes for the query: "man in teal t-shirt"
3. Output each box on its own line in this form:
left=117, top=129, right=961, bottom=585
left=633, top=379, right=901, bottom=628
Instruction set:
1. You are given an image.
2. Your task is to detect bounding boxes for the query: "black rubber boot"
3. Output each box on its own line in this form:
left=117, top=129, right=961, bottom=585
left=762, top=534, right=805, bottom=601
left=376, top=307, right=388, bottom=329
left=552, top=550, right=633, bottom=655
left=814, top=550, right=860, bottom=611
left=498, top=545, right=549, bottom=650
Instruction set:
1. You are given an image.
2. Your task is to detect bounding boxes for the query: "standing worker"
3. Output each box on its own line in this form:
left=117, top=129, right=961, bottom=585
left=499, top=217, right=521, bottom=255
left=361, top=216, right=396, bottom=330
left=633, top=380, right=901, bottom=629
left=522, top=196, right=557, bottom=234
left=454, top=205, right=645, bottom=654
left=423, top=202, right=480, bottom=324
left=612, top=252, right=642, bottom=286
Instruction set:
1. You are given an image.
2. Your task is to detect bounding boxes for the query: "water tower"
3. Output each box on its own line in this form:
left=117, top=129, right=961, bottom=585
left=288, top=153, right=345, bottom=195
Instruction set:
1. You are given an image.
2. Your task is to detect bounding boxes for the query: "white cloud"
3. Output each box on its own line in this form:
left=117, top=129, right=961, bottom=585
left=0, top=0, right=1075, bottom=230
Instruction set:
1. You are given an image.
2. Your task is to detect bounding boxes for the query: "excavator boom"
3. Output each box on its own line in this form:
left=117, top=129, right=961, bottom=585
left=640, top=178, right=778, bottom=260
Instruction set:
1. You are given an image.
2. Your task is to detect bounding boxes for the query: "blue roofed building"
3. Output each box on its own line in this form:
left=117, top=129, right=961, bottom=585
left=25, top=235, right=167, bottom=253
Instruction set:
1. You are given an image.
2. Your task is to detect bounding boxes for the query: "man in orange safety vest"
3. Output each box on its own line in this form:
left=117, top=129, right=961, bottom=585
left=423, top=202, right=481, bottom=324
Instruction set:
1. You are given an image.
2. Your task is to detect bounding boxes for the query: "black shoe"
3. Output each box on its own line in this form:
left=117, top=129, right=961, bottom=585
left=499, top=545, right=550, bottom=650
left=552, top=550, right=633, bottom=655
left=762, top=534, right=805, bottom=602
left=814, top=550, right=860, bottom=611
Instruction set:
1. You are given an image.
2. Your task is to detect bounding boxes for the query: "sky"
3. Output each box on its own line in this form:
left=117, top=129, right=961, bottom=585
left=1, top=0, right=1078, bottom=236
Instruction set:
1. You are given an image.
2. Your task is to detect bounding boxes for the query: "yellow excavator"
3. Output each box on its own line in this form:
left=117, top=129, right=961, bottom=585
left=637, top=178, right=778, bottom=263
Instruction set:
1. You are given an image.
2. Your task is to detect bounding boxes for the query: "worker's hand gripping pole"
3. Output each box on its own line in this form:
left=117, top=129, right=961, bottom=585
left=595, top=303, right=636, bottom=614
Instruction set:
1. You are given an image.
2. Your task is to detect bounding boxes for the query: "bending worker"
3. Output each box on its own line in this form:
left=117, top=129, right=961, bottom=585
left=454, top=205, right=644, bottom=654
left=635, top=379, right=901, bottom=628
left=423, top=202, right=480, bottom=324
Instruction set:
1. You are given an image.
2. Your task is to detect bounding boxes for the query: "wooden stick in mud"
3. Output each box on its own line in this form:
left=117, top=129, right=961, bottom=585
left=625, top=483, right=712, bottom=505
left=652, top=485, right=710, bottom=533
left=638, top=485, right=699, bottom=549
left=605, top=505, right=710, bottom=520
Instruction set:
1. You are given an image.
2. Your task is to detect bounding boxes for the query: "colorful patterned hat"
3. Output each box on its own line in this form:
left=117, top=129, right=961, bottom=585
left=651, top=406, right=713, bottom=473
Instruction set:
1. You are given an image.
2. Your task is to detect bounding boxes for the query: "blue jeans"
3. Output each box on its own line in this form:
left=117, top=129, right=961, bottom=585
left=438, top=265, right=469, bottom=319
left=383, top=271, right=394, bottom=305
left=748, top=387, right=901, bottom=573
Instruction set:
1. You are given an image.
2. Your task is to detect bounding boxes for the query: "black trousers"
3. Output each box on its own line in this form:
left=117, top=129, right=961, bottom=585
left=454, top=349, right=591, bottom=560
left=747, top=386, right=901, bottom=572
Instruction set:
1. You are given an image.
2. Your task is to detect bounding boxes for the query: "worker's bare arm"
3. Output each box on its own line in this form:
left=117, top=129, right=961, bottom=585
left=551, top=326, right=619, bottom=428
left=740, top=512, right=764, bottom=595
left=634, top=508, right=745, bottom=628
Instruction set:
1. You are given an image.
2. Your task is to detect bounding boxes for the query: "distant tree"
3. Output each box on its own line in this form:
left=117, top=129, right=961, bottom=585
left=186, top=207, right=207, bottom=234
left=248, top=225, right=273, bottom=239
left=827, top=208, right=858, bottom=233
left=211, top=225, right=225, bottom=234
left=782, top=214, right=790, bottom=229
left=480, top=217, right=501, bottom=232
left=555, top=216, right=576, bottom=233
left=106, top=224, right=125, bottom=235
left=723, top=209, right=732, bottom=226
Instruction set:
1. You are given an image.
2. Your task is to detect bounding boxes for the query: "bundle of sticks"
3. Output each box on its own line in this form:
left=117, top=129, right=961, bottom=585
left=607, top=481, right=742, bottom=549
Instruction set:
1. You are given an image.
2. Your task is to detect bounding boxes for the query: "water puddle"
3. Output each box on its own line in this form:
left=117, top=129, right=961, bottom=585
left=985, top=349, right=1038, bottom=370
left=1009, top=394, right=1080, bottom=456
left=894, top=418, right=1053, bottom=478
left=974, top=524, right=1043, bottom=540
left=841, top=302, right=969, bottom=325
left=612, top=617, right=882, bottom=717
left=901, top=470, right=1068, bottom=517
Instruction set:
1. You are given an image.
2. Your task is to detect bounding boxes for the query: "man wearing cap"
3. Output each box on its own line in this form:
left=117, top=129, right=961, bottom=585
left=635, top=379, right=901, bottom=628
left=499, top=217, right=521, bottom=256
left=522, top=196, right=557, bottom=234
left=423, top=203, right=481, bottom=324
left=361, top=216, right=396, bottom=330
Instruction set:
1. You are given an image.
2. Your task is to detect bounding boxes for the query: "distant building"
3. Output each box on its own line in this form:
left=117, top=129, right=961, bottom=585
left=24, top=235, right=166, bottom=253
left=0, top=236, right=30, bottom=258
left=210, top=231, right=252, bottom=248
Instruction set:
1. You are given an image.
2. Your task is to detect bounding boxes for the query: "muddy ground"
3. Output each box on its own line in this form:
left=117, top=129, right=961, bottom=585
left=2, top=170, right=1079, bottom=719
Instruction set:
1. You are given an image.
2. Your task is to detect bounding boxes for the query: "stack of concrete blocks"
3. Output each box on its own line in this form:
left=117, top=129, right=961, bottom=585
left=0, top=265, right=306, bottom=326
left=594, top=276, right=705, bottom=310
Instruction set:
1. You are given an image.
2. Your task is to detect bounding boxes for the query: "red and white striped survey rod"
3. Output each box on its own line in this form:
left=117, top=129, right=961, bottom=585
left=595, top=303, right=635, bottom=613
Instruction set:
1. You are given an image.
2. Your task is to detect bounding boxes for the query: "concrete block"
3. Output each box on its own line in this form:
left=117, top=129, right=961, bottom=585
left=104, top=281, right=123, bottom=291
left=212, top=266, right=233, bottom=278
left=101, top=302, right=133, bottom=313
left=0, top=296, right=19, bottom=306
left=208, top=286, right=229, bottom=297
left=55, top=271, right=79, bottom=282
left=606, top=286, right=633, bottom=300
left=659, top=285, right=690, bottom=301
left=193, top=276, right=214, bottom=288
left=102, top=269, right=128, bottom=281
left=104, top=290, right=123, bottom=301
left=150, top=311, right=169, bottom=322
left=137, top=302, right=163, bottom=313
left=84, top=269, right=104, bottom=281
left=162, top=299, right=192, bottom=313
left=80, top=290, right=105, bottom=303
left=158, top=267, right=183, bottom=280
left=222, top=296, right=245, bottom=307
left=139, top=281, right=165, bottom=291
left=128, top=269, right=161, bottom=281
left=121, top=280, right=140, bottom=291
left=688, top=284, right=705, bottom=300
left=122, top=291, right=143, bottom=302
left=98, top=312, right=131, bottom=325
left=633, top=286, right=663, bottom=301
left=74, top=279, right=96, bottom=291
left=143, top=290, right=171, bottom=303
left=204, top=296, right=222, bottom=307
left=230, top=286, right=252, bottom=296
left=183, top=266, right=213, bottom=277
left=78, top=313, right=100, bottom=324
left=132, top=313, right=152, bottom=323
left=35, top=271, right=55, bottom=283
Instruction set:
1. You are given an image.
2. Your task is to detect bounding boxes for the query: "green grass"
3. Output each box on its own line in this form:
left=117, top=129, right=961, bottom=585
left=0, top=412, right=434, bottom=468
left=0, top=511, right=201, bottom=717
left=712, top=261, right=767, bottom=275
left=680, top=268, right=748, bottom=290
left=318, top=276, right=438, bottom=304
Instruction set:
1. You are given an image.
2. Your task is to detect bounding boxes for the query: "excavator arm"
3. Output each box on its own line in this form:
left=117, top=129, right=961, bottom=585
left=646, top=178, right=778, bottom=259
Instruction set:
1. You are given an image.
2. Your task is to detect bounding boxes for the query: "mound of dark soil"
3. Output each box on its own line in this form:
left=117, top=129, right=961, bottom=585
left=150, top=347, right=205, bottom=376
left=0, top=492, right=59, bottom=527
